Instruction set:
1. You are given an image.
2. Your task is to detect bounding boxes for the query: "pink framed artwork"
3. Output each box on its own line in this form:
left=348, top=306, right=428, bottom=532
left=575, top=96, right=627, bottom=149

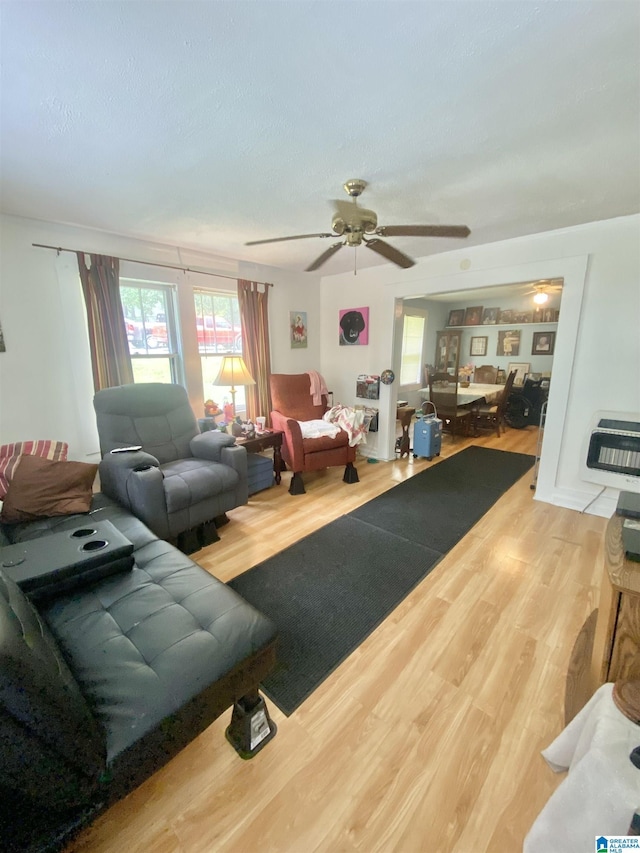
left=339, top=307, right=369, bottom=346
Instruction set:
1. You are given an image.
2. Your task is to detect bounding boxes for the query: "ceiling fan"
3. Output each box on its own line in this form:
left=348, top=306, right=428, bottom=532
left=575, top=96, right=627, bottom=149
left=245, top=179, right=471, bottom=272
left=523, top=279, right=564, bottom=304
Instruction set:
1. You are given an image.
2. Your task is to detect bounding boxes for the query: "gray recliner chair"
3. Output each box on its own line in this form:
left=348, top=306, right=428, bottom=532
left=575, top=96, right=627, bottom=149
left=94, top=383, right=248, bottom=550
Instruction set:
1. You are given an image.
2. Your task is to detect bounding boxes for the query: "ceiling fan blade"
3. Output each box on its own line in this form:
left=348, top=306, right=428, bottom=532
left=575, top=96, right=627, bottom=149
left=245, top=232, right=334, bottom=246
left=305, top=241, right=344, bottom=272
left=364, top=238, right=415, bottom=269
left=376, top=225, right=471, bottom=239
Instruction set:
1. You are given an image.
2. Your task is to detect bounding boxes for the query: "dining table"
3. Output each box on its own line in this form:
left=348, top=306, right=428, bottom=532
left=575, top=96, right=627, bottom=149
left=419, top=382, right=503, bottom=406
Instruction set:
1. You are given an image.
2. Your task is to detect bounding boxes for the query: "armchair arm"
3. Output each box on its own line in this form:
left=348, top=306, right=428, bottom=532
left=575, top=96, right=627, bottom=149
left=190, top=430, right=235, bottom=463
left=98, top=451, right=170, bottom=539
left=271, top=410, right=305, bottom=471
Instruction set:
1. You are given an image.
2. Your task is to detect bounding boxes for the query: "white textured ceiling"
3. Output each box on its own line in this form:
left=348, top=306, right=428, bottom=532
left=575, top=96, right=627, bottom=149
left=1, top=0, right=639, bottom=275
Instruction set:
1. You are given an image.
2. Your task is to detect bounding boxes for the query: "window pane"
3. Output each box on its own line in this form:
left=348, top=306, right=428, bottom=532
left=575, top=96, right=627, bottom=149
left=194, top=290, right=242, bottom=355
left=120, top=281, right=181, bottom=385
left=121, top=285, right=176, bottom=355
left=132, top=358, right=174, bottom=384
left=400, top=314, right=425, bottom=385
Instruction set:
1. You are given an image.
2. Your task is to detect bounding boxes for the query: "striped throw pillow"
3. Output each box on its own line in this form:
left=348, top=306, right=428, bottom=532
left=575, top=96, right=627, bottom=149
left=0, top=440, right=69, bottom=500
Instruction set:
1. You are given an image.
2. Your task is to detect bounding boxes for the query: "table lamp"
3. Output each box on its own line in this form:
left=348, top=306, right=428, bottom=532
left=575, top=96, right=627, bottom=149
left=212, top=355, right=256, bottom=418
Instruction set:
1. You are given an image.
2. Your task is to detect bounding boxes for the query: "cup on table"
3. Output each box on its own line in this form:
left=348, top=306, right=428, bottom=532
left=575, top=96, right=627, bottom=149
left=256, top=416, right=266, bottom=433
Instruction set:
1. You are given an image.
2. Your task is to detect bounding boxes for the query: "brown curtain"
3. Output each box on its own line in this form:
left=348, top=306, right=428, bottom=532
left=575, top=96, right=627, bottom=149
left=77, top=253, right=133, bottom=391
left=237, top=279, right=272, bottom=423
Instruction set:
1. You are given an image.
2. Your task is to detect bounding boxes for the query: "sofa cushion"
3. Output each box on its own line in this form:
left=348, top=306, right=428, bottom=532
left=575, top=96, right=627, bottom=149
left=0, top=455, right=98, bottom=524
left=0, top=571, right=106, bottom=809
left=0, top=440, right=68, bottom=500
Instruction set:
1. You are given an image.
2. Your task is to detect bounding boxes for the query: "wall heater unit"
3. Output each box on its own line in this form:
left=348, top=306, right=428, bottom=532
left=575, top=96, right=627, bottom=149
left=583, top=411, right=640, bottom=494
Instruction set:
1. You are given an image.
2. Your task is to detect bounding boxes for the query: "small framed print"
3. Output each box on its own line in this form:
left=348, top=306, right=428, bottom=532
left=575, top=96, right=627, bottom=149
left=532, top=331, right=555, bottom=355
left=448, top=308, right=465, bottom=327
left=497, top=329, right=521, bottom=357
left=470, top=336, right=488, bottom=357
left=290, top=311, right=307, bottom=348
left=464, top=306, right=483, bottom=326
left=508, top=362, right=531, bottom=386
left=482, top=307, right=499, bottom=325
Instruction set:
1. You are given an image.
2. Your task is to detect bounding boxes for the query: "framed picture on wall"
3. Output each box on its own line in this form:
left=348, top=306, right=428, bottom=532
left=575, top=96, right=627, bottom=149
left=497, top=329, right=521, bottom=357
left=447, top=308, right=465, bottom=327
left=532, top=331, right=556, bottom=355
left=470, top=336, right=488, bottom=356
left=339, top=307, right=369, bottom=346
left=290, top=311, right=307, bottom=348
left=508, top=362, right=531, bottom=386
left=464, top=306, right=483, bottom=326
left=482, top=307, right=499, bottom=325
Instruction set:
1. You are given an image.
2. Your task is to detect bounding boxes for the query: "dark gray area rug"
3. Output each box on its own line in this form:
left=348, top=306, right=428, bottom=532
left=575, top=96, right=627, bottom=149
left=229, top=445, right=534, bottom=715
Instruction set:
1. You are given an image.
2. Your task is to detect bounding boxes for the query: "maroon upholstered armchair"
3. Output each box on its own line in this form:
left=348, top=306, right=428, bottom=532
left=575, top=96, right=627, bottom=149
left=269, top=373, right=359, bottom=495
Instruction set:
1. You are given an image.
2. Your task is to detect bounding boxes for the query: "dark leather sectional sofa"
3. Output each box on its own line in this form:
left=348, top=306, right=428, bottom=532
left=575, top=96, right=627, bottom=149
left=0, top=493, right=278, bottom=853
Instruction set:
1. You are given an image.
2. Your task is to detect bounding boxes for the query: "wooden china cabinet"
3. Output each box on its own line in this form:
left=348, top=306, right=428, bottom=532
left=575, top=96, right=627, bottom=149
left=434, top=330, right=462, bottom=375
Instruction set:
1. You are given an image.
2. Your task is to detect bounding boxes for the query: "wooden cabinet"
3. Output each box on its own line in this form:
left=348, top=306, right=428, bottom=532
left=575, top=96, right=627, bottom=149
left=565, top=512, right=640, bottom=722
left=434, top=330, right=462, bottom=374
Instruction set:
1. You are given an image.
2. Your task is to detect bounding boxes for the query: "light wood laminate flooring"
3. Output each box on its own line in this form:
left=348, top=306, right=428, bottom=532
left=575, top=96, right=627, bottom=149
left=70, top=425, right=606, bottom=853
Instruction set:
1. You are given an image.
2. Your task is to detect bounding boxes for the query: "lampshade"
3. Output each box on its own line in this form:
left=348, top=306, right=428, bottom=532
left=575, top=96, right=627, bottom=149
left=212, top=355, right=256, bottom=389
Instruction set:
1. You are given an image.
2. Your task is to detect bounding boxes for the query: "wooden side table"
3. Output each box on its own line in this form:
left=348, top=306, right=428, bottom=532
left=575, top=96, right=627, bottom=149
left=234, top=430, right=284, bottom=485
left=565, top=512, right=640, bottom=722
left=591, top=513, right=640, bottom=686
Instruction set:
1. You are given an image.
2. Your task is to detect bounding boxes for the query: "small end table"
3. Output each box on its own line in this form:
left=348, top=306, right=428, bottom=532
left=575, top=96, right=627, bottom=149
left=234, top=430, right=284, bottom=485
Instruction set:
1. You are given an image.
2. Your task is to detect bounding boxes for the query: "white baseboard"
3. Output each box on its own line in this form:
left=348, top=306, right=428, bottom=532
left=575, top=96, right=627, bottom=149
left=534, top=485, right=617, bottom=518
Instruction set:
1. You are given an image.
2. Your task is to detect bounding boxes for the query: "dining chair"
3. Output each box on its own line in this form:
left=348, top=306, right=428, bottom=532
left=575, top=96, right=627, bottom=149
left=473, top=365, right=499, bottom=384
left=471, top=370, right=517, bottom=437
left=428, top=372, right=472, bottom=441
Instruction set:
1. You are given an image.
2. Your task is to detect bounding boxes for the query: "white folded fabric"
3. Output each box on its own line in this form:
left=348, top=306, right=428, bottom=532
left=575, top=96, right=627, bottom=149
left=298, top=419, right=341, bottom=439
left=524, top=683, right=640, bottom=852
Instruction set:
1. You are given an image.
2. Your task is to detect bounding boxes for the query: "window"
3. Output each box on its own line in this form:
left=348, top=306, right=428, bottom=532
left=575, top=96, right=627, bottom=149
left=120, top=281, right=182, bottom=384
left=400, top=311, right=426, bottom=386
left=194, top=290, right=245, bottom=416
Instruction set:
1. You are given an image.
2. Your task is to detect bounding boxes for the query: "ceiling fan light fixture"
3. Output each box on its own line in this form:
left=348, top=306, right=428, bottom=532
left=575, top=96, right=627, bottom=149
left=246, top=178, right=470, bottom=271
left=533, top=291, right=549, bottom=304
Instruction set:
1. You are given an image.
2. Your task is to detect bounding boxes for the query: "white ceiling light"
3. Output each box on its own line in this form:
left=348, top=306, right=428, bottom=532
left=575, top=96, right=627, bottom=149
left=533, top=291, right=549, bottom=304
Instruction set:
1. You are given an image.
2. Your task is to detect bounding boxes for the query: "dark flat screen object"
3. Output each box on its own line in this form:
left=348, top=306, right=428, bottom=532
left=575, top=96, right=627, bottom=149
left=617, top=491, right=640, bottom=519
left=622, top=519, right=640, bottom=563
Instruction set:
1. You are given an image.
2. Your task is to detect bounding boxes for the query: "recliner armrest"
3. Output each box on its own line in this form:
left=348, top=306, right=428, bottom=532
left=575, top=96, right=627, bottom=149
left=190, top=430, right=235, bottom=463
left=270, top=411, right=305, bottom=470
left=98, top=453, right=170, bottom=539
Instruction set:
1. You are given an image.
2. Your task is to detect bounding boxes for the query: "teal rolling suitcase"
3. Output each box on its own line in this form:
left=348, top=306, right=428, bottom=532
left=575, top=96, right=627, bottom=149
left=413, top=403, right=442, bottom=460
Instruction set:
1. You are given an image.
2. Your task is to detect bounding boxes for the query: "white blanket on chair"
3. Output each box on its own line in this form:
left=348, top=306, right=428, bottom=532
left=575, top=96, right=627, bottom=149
left=298, top=419, right=341, bottom=439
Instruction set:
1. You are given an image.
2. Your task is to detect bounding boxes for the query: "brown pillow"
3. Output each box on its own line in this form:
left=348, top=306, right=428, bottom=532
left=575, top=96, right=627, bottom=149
left=0, top=454, right=98, bottom=524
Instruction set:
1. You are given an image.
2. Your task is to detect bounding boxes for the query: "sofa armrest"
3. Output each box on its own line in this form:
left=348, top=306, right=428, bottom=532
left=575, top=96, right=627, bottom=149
left=98, top=453, right=170, bottom=539
left=190, top=430, right=235, bottom=463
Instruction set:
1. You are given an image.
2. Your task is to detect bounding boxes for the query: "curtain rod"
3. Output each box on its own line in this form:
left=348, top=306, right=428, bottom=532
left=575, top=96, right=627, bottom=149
left=32, top=243, right=273, bottom=287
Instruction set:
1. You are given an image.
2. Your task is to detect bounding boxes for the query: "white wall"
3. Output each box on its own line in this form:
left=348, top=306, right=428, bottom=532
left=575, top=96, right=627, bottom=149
left=319, top=215, right=640, bottom=516
left=2, top=212, right=638, bottom=516
left=0, top=214, right=320, bottom=459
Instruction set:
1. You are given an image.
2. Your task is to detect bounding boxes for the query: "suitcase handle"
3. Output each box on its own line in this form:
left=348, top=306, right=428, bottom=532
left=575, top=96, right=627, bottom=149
left=421, top=401, right=438, bottom=420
